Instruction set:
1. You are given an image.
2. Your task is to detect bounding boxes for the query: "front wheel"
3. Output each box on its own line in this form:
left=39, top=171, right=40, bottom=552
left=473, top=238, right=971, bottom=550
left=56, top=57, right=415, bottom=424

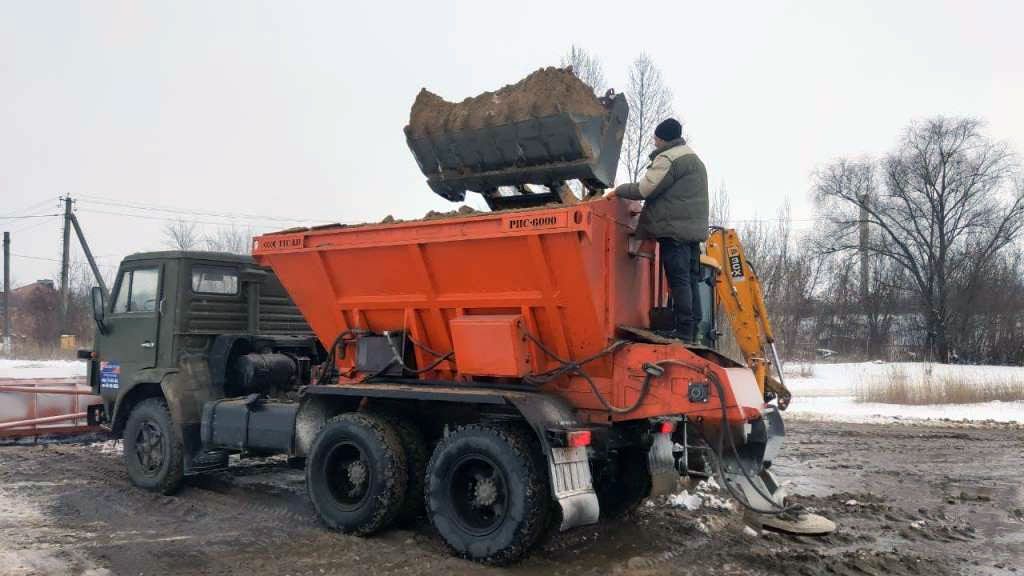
left=123, top=397, right=185, bottom=495
left=425, top=424, right=549, bottom=565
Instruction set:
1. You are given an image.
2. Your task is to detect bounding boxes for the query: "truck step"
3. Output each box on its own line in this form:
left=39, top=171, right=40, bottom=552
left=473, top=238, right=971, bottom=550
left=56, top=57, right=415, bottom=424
left=189, top=450, right=230, bottom=474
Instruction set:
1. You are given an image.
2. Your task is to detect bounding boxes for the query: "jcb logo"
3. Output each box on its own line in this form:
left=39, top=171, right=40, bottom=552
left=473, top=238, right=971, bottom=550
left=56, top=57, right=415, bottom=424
left=728, top=249, right=744, bottom=279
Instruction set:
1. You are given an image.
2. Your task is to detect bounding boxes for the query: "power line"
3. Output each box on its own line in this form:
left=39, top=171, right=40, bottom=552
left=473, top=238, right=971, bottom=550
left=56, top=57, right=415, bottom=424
left=75, top=207, right=297, bottom=228
left=75, top=194, right=336, bottom=225
left=8, top=215, right=60, bottom=235
left=0, top=213, right=60, bottom=220
left=11, top=252, right=60, bottom=263
left=11, top=252, right=117, bottom=270
left=0, top=196, right=59, bottom=218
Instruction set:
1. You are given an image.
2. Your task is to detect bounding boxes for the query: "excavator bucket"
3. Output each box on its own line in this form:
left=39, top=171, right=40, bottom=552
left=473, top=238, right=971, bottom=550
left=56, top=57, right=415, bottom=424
left=404, top=67, right=629, bottom=210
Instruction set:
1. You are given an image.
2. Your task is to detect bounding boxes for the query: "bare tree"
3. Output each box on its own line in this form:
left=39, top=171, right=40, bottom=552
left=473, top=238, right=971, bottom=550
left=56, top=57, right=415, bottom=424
left=163, top=219, right=200, bottom=250
left=561, top=45, right=606, bottom=95
left=713, top=201, right=823, bottom=359
left=621, top=53, right=674, bottom=183
left=955, top=248, right=1024, bottom=363
left=814, top=117, right=1023, bottom=361
left=710, top=180, right=731, bottom=227
left=205, top=225, right=252, bottom=254
left=739, top=202, right=793, bottom=307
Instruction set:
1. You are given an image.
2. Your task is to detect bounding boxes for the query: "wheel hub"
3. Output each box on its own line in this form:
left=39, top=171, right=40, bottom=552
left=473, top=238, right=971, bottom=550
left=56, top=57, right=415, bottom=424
left=346, top=460, right=368, bottom=494
left=325, top=441, right=372, bottom=509
left=135, top=420, right=164, bottom=474
left=448, top=454, right=508, bottom=536
left=472, top=476, right=498, bottom=508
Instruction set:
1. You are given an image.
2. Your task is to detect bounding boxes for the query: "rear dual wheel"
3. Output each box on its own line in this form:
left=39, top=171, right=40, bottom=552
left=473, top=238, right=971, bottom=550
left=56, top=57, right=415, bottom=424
left=425, top=424, right=549, bottom=565
left=306, top=413, right=408, bottom=535
left=307, top=416, right=551, bottom=564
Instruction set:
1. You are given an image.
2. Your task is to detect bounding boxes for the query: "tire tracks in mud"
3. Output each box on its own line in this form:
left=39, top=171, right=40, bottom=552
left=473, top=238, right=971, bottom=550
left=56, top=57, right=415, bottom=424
left=1, top=421, right=1022, bottom=575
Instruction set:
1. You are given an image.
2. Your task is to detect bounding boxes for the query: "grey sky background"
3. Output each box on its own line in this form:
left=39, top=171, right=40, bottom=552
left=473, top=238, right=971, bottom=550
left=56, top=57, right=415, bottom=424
left=2, top=0, right=1022, bottom=287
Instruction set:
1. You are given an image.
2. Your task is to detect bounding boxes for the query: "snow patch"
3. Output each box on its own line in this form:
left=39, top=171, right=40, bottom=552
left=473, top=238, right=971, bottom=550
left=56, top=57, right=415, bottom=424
left=784, top=362, right=1024, bottom=424
left=91, top=440, right=122, bottom=455
left=0, top=359, right=87, bottom=380
left=665, top=476, right=737, bottom=512
left=668, top=491, right=702, bottom=511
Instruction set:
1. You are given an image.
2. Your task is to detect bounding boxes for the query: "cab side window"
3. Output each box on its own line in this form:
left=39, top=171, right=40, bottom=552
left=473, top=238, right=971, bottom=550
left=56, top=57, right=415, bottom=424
left=192, top=266, right=238, bottom=295
left=111, top=267, right=160, bottom=313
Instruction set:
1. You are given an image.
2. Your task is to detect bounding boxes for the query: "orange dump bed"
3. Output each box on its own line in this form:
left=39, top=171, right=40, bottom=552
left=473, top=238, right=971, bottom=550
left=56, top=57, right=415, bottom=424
left=254, top=199, right=650, bottom=373
left=253, top=198, right=763, bottom=423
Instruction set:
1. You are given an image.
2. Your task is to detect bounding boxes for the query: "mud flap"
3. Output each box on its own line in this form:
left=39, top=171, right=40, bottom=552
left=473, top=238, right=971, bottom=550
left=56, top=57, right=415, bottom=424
left=506, top=394, right=601, bottom=531
left=548, top=446, right=600, bottom=531
left=648, top=432, right=678, bottom=498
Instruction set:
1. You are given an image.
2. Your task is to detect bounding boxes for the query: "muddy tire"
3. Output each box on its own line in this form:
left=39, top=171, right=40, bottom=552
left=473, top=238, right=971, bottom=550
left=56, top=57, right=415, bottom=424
left=385, top=416, right=429, bottom=523
left=306, top=413, right=408, bottom=535
left=425, top=423, right=549, bottom=565
left=123, top=397, right=185, bottom=495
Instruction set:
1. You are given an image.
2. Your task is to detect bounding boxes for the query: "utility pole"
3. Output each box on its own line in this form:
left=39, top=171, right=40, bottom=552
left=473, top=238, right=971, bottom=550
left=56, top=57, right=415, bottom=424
left=3, top=231, right=10, bottom=356
left=59, top=195, right=73, bottom=335
left=69, top=213, right=108, bottom=300
left=858, top=193, right=870, bottom=358
left=858, top=194, right=869, bottom=303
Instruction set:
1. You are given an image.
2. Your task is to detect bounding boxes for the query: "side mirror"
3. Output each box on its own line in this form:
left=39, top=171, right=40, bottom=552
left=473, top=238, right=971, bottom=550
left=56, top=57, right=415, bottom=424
left=91, top=286, right=107, bottom=334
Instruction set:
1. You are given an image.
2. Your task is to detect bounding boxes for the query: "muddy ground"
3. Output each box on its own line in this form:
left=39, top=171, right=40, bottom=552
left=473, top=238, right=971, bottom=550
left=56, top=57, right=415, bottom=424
left=1, top=420, right=1021, bottom=576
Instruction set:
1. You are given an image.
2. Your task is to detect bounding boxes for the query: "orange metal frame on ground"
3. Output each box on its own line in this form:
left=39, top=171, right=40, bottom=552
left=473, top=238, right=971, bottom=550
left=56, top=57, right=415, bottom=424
left=253, top=198, right=765, bottom=426
left=0, top=377, right=101, bottom=438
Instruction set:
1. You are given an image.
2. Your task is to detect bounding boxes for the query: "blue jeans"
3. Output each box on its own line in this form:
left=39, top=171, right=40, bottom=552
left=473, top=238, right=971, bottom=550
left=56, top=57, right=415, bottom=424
left=658, top=238, right=702, bottom=340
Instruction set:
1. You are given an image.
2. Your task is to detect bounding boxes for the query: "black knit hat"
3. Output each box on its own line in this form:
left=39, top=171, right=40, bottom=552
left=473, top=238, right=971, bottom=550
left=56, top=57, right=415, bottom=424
left=654, top=118, right=682, bottom=141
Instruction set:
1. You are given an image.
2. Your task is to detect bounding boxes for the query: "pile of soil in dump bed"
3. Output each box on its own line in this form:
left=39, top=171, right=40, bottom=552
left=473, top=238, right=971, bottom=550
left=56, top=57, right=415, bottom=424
left=406, top=67, right=607, bottom=137
left=378, top=205, right=479, bottom=224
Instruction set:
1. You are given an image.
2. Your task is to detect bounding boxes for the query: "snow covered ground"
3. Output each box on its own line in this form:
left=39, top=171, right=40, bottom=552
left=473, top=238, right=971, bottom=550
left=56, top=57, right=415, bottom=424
left=1, top=358, right=1021, bottom=425
left=0, top=359, right=87, bottom=380
left=783, top=362, right=1024, bottom=424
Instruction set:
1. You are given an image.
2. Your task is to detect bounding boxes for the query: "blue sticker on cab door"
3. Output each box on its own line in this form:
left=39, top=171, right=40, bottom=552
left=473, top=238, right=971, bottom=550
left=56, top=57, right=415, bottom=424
left=100, top=361, right=121, bottom=389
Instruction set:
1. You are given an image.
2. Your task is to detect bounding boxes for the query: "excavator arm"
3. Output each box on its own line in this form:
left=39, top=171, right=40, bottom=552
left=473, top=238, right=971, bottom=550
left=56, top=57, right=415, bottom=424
left=705, top=228, right=792, bottom=409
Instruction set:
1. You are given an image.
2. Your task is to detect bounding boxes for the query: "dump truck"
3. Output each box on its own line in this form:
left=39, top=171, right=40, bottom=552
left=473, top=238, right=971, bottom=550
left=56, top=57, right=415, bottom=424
left=81, top=68, right=829, bottom=565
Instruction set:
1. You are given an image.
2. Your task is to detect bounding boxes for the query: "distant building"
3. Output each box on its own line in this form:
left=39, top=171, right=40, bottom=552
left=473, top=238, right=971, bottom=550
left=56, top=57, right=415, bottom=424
left=0, top=280, right=60, bottom=348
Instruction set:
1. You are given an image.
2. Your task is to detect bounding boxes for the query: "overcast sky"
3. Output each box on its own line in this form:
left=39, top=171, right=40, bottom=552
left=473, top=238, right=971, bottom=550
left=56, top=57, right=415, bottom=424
left=2, top=0, right=1022, bottom=287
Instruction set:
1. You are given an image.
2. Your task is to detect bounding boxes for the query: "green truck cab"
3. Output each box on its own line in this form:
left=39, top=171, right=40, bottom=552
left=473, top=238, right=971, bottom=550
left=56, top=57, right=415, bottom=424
left=83, top=251, right=322, bottom=493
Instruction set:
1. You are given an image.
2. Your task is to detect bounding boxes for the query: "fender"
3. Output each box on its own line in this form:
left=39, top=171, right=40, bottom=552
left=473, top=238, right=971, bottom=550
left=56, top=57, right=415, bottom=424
left=111, top=367, right=178, bottom=434
left=158, top=355, right=218, bottom=466
left=112, top=356, right=216, bottom=472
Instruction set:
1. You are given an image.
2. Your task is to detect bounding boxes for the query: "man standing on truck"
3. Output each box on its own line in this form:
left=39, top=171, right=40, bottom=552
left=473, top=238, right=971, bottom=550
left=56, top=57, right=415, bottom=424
left=606, top=118, right=709, bottom=343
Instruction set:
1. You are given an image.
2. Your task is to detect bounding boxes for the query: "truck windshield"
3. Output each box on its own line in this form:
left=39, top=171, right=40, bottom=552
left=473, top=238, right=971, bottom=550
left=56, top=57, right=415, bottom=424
left=192, top=266, right=238, bottom=295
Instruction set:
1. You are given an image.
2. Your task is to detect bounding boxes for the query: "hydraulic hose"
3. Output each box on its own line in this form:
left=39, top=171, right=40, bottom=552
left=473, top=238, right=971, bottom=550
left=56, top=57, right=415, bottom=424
left=316, top=329, right=365, bottom=385
left=708, top=372, right=800, bottom=515
left=520, top=327, right=797, bottom=514
left=649, top=359, right=796, bottom=515
left=519, top=329, right=638, bottom=412
left=382, top=331, right=455, bottom=375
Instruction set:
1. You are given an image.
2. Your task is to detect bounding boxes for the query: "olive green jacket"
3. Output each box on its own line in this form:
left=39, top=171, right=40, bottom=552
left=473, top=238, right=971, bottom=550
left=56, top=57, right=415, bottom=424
left=615, top=138, right=709, bottom=242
